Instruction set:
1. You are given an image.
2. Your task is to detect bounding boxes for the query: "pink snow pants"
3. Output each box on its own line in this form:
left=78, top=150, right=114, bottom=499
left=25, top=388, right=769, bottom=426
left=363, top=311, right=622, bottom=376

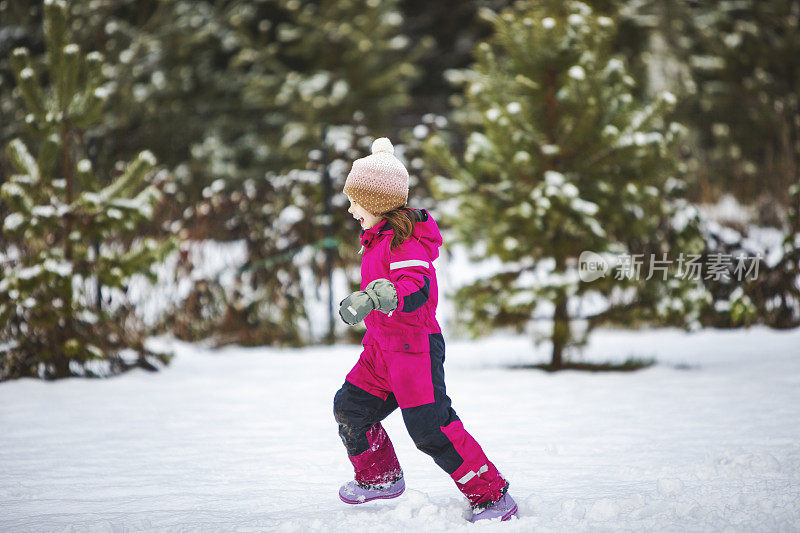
left=333, top=332, right=508, bottom=507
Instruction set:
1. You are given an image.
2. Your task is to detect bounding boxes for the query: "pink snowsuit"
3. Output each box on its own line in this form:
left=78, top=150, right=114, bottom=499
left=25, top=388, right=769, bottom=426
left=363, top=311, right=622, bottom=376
left=333, top=209, right=508, bottom=507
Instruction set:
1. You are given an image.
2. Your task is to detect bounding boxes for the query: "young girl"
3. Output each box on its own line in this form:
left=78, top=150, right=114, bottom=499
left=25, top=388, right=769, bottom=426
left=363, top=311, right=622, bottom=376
left=333, top=137, right=518, bottom=522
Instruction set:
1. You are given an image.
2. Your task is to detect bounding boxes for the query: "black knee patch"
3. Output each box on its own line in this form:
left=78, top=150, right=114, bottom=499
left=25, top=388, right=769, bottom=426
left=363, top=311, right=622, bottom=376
left=333, top=381, right=397, bottom=456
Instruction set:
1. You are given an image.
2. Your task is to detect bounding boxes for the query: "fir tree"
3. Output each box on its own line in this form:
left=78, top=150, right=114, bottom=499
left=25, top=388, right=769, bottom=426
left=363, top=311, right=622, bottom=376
left=194, top=0, right=425, bottom=345
left=0, top=0, right=174, bottom=380
left=426, top=0, right=704, bottom=368
left=2, top=0, right=425, bottom=345
left=683, top=0, right=800, bottom=204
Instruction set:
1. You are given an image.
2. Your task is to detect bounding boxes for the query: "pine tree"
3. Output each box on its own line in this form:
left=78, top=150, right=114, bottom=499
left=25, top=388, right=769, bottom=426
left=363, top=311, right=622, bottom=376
left=2, top=0, right=425, bottom=345
left=682, top=0, right=800, bottom=204
left=425, top=0, right=704, bottom=368
left=0, top=0, right=174, bottom=380
left=191, top=0, right=425, bottom=345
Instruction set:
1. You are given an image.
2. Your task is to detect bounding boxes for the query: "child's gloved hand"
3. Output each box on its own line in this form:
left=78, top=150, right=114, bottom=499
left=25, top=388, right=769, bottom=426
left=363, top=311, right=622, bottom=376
left=338, top=278, right=398, bottom=326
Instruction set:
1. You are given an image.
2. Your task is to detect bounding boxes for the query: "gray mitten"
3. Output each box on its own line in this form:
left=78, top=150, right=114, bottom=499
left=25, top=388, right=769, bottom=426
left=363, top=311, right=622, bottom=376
left=338, top=279, right=398, bottom=326
left=338, top=291, right=375, bottom=326
left=364, top=278, right=398, bottom=314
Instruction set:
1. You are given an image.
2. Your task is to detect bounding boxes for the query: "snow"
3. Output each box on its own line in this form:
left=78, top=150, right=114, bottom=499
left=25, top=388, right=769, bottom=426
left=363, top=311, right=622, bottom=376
left=3, top=213, right=25, bottom=232
left=567, top=14, right=584, bottom=26
left=571, top=197, right=598, bottom=216
left=465, top=132, right=492, bottom=162
left=139, top=150, right=157, bottom=166
left=125, top=239, right=249, bottom=329
left=690, top=55, right=725, bottom=70
left=43, top=259, right=72, bottom=277
left=111, top=197, right=152, bottom=215
left=561, top=183, right=579, bottom=198
left=330, top=79, right=348, bottom=102
left=432, top=175, right=463, bottom=195
left=388, top=35, right=410, bottom=50
left=276, top=205, right=305, bottom=229
left=696, top=194, right=753, bottom=226
left=16, top=264, right=42, bottom=280
left=724, top=33, right=743, bottom=48
left=86, top=52, right=103, bottom=63
left=413, top=125, right=429, bottom=140
left=602, top=124, right=619, bottom=137
left=568, top=66, right=586, bottom=81
left=544, top=170, right=565, bottom=187
left=541, top=144, right=559, bottom=155
left=281, top=123, right=307, bottom=148
left=598, top=16, right=613, bottom=28
left=2, top=327, right=799, bottom=532
left=93, top=86, right=110, bottom=100
left=299, top=72, right=330, bottom=99
left=31, top=205, right=56, bottom=218
left=512, top=151, right=530, bottom=165
left=383, top=11, right=403, bottom=27
left=604, top=58, right=624, bottom=75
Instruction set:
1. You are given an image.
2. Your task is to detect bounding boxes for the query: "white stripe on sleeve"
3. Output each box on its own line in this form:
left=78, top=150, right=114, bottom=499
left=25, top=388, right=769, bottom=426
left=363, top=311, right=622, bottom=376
left=389, top=259, right=430, bottom=270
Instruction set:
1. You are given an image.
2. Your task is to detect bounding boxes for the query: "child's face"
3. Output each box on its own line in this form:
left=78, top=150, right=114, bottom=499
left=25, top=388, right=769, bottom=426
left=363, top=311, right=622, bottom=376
left=347, top=196, right=382, bottom=230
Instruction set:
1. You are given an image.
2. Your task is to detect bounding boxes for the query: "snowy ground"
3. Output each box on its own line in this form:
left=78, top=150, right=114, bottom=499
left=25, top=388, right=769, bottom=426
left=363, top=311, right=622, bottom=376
left=1, top=327, right=800, bottom=532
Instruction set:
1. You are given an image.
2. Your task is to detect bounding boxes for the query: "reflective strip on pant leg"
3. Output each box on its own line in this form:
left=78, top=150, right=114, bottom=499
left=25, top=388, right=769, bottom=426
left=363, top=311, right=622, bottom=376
left=458, top=470, right=476, bottom=484
left=457, top=463, right=488, bottom=484
left=441, top=420, right=507, bottom=506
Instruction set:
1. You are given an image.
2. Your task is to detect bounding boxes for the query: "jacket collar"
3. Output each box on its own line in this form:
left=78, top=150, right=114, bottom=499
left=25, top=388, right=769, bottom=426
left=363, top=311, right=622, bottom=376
left=358, top=209, right=428, bottom=249
left=360, top=220, right=392, bottom=249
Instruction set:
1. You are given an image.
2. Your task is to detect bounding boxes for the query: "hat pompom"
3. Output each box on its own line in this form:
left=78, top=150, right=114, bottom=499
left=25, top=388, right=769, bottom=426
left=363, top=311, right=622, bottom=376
left=371, top=137, right=394, bottom=155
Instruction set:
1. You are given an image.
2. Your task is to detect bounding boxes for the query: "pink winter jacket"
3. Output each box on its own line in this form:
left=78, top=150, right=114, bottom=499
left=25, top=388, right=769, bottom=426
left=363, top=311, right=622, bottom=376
left=359, top=209, right=442, bottom=352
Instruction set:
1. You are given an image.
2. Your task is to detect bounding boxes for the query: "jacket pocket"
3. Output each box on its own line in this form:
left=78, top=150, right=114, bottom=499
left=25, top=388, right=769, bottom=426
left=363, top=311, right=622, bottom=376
left=381, top=327, right=429, bottom=354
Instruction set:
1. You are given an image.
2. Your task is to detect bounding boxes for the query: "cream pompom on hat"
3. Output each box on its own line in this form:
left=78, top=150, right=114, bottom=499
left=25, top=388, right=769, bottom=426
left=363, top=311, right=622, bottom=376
left=343, top=137, right=409, bottom=215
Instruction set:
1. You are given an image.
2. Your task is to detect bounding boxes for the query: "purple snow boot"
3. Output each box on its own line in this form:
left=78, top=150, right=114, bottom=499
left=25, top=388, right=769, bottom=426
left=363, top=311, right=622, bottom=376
left=338, top=477, right=405, bottom=505
left=469, top=492, right=518, bottom=522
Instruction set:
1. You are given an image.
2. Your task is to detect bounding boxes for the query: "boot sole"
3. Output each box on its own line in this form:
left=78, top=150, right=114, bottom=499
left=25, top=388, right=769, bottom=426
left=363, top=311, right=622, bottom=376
left=339, top=487, right=405, bottom=505
left=470, top=502, right=519, bottom=522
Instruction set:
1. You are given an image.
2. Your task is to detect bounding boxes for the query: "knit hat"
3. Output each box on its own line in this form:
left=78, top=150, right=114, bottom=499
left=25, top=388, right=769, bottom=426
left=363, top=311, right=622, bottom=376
left=343, top=137, right=409, bottom=215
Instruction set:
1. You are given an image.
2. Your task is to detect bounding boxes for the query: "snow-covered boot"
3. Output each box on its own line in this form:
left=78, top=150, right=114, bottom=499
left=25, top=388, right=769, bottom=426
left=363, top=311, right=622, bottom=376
left=469, top=492, right=518, bottom=522
left=338, top=476, right=405, bottom=505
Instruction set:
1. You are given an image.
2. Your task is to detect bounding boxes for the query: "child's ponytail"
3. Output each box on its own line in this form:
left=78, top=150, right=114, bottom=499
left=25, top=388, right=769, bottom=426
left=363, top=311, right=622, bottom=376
left=382, top=206, right=415, bottom=249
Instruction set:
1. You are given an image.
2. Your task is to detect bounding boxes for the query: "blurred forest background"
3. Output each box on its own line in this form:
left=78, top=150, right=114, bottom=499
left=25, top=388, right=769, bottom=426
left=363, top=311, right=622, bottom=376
left=1, top=0, right=799, bottom=380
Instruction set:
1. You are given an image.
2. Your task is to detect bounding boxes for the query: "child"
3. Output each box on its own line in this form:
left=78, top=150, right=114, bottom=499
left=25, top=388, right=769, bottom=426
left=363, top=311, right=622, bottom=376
left=333, top=137, right=518, bottom=522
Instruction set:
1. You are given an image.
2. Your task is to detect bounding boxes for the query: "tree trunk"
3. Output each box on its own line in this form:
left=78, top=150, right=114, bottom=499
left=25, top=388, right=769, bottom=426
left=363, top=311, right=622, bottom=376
left=551, top=290, right=570, bottom=369
left=57, top=121, right=75, bottom=379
